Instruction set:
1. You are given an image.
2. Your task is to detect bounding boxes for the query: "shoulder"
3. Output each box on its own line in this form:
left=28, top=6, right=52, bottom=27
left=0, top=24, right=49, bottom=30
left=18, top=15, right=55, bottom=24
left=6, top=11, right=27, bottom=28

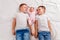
left=35, top=15, right=39, bottom=20
left=25, top=13, right=29, bottom=16
left=15, top=12, right=21, bottom=16
left=25, top=13, right=29, bottom=18
left=36, top=15, right=39, bottom=18
left=43, top=14, right=49, bottom=18
left=43, top=14, right=47, bottom=17
left=44, top=14, right=50, bottom=20
left=13, top=13, right=18, bottom=18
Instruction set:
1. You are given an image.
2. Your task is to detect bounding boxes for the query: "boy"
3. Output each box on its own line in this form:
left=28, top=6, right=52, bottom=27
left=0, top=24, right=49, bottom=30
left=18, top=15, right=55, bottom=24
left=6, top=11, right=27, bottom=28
left=12, top=3, right=30, bottom=40
left=35, top=6, right=52, bottom=40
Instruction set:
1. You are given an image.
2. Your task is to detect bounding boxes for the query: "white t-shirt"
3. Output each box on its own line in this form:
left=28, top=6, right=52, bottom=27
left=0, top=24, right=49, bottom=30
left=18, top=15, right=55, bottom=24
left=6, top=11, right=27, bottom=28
left=36, top=14, right=50, bottom=32
left=14, top=12, right=29, bottom=30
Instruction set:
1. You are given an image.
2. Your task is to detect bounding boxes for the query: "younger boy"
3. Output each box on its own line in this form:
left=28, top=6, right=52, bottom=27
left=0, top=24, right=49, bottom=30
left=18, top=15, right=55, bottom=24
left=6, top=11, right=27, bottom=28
left=35, top=6, right=52, bottom=40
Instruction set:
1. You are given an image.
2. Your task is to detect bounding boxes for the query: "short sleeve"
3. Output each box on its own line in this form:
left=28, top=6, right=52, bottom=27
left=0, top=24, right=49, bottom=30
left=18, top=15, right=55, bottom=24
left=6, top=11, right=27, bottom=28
left=35, top=15, right=38, bottom=20
left=26, top=14, right=29, bottom=19
left=47, top=15, right=50, bottom=21
left=13, top=13, right=17, bottom=19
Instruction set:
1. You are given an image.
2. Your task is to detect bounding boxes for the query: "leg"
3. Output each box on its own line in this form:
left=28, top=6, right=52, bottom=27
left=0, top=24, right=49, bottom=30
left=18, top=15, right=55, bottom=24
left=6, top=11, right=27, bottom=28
left=38, top=32, right=44, bottom=40
left=44, top=32, right=51, bottom=40
left=24, top=29, right=30, bottom=40
left=16, top=30, right=23, bottom=40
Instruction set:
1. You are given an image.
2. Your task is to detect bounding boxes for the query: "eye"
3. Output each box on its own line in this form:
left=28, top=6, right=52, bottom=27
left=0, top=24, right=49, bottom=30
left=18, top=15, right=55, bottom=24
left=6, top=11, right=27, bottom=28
left=38, top=9, right=41, bottom=10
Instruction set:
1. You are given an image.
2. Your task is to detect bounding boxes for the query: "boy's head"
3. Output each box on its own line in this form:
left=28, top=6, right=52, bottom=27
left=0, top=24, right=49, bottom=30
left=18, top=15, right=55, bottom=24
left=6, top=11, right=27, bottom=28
left=37, top=6, right=46, bottom=15
left=29, top=7, right=34, bottom=12
left=19, top=3, right=28, bottom=13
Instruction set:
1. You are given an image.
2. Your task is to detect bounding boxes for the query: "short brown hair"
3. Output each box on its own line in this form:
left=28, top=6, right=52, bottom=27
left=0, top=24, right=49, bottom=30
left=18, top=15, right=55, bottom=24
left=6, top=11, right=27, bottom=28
left=19, top=3, right=27, bottom=8
left=19, top=3, right=27, bottom=10
left=38, top=6, right=46, bottom=10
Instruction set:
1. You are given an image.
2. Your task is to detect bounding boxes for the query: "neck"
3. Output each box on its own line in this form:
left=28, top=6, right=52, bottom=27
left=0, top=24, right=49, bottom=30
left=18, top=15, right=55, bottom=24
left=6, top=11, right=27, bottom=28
left=20, top=10, right=26, bottom=13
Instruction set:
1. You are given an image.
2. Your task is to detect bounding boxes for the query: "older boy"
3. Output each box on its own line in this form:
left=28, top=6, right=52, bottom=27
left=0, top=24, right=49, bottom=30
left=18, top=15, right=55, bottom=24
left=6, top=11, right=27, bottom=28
left=12, top=3, right=30, bottom=40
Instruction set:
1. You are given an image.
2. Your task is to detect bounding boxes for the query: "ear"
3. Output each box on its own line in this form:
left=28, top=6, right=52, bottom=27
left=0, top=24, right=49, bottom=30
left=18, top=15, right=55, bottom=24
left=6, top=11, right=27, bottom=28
left=44, top=9, right=46, bottom=13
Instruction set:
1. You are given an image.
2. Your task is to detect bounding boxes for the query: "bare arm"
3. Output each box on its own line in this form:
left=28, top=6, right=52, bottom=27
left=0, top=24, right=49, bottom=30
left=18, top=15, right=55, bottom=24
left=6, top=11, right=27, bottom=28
left=48, top=20, right=52, bottom=33
left=34, top=20, right=38, bottom=37
left=12, top=18, right=16, bottom=35
left=27, top=20, right=32, bottom=34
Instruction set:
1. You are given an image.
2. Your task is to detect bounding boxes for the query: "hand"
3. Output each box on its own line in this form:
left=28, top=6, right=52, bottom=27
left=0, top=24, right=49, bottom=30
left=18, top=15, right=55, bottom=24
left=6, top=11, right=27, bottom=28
left=34, top=32, right=38, bottom=38
left=50, top=30, right=53, bottom=36
left=12, top=29, right=16, bottom=35
left=31, top=32, right=33, bottom=36
left=31, top=32, right=35, bottom=36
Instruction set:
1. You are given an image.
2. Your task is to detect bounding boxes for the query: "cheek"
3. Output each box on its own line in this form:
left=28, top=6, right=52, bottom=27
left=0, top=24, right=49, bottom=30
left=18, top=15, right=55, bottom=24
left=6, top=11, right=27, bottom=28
left=22, top=7, right=24, bottom=10
left=25, top=8, right=27, bottom=11
left=23, top=8, right=26, bottom=11
left=38, top=10, right=41, bottom=13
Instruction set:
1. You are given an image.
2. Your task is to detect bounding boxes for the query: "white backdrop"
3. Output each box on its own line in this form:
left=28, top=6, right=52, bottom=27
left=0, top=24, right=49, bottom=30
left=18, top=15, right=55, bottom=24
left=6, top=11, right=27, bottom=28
left=0, top=0, right=60, bottom=40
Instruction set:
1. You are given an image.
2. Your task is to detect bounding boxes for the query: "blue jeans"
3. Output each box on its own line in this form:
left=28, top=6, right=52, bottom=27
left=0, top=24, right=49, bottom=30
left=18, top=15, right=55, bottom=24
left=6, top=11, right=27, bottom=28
left=16, top=29, right=30, bottom=40
left=38, top=31, right=51, bottom=40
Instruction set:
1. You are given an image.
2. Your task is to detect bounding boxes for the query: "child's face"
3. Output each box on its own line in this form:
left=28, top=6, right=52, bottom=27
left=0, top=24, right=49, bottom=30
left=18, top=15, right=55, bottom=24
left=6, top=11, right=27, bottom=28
left=37, top=7, right=45, bottom=15
left=20, top=5, right=28, bottom=13
left=29, top=7, right=34, bottom=12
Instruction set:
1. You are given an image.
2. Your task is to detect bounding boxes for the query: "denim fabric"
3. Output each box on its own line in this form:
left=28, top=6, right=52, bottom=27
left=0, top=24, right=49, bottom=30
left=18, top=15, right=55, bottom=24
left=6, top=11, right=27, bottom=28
left=16, top=29, right=30, bottom=40
left=38, top=31, right=51, bottom=40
